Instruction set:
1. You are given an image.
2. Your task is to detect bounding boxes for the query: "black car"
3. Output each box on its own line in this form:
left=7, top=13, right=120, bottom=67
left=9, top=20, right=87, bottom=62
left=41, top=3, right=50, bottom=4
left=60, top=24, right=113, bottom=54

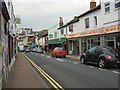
left=80, top=46, right=120, bottom=69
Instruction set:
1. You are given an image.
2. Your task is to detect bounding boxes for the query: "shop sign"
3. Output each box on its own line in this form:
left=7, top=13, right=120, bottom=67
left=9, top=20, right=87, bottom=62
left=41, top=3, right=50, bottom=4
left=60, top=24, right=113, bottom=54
left=65, top=32, right=80, bottom=38
left=65, top=25, right=120, bottom=38
left=49, top=34, right=53, bottom=38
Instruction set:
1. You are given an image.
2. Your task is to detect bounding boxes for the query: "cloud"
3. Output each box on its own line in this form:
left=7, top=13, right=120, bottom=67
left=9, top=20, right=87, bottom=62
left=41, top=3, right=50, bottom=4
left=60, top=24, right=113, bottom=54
left=12, top=0, right=100, bottom=31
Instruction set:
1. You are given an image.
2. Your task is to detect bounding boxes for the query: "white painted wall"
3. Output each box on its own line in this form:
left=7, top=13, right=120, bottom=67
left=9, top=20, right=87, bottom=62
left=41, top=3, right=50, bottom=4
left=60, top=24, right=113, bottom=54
left=58, top=26, right=67, bottom=38
left=100, top=1, right=119, bottom=27
left=66, top=0, right=119, bottom=36
left=48, top=24, right=59, bottom=40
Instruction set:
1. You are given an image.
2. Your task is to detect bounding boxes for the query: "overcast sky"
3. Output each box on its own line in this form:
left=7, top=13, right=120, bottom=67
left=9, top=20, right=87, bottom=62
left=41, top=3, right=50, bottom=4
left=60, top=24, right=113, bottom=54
left=12, top=0, right=100, bottom=31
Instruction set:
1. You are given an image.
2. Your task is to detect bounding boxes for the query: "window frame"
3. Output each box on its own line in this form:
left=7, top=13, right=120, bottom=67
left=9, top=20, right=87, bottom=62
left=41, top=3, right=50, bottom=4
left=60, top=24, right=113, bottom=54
left=115, top=0, right=120, bottom=9
left=104, top=2, right=110, bottom=13
left=69, top=24, right=73, bottom=33
left=94, top=16, right=97, bottom=27
left=61, top=28, right=64, bottom=35
left=85, top=18, right=89, bottom=28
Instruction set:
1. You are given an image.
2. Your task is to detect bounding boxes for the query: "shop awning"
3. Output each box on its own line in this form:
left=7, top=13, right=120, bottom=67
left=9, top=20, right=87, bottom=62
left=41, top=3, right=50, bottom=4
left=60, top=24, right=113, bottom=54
left=48, top=38, right=66, bottom=44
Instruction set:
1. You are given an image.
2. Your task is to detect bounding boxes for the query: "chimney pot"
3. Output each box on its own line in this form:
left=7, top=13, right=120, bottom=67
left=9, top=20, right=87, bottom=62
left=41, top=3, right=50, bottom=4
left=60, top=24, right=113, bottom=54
left=90, top=0, right=96, bottom=9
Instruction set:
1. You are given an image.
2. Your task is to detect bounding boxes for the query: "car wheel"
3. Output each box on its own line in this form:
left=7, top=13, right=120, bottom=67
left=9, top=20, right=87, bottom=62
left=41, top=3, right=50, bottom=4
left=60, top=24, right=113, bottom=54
left=98, top=58, right=107, bottom=69
left=117, top=64, right=120, bottom=68
left=63, top=55, right=66, bottom=58
left=80, top=56, right=86, bottom=64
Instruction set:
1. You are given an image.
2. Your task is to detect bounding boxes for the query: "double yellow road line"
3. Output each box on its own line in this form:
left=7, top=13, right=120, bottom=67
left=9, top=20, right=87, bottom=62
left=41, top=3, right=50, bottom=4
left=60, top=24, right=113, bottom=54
left=23, top=53, right=64, bottom=90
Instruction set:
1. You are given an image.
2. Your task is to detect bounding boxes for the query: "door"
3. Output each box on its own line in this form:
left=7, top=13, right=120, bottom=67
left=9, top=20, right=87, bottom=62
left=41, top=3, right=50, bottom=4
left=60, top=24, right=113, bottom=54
left=86, top=47, right=96, bottom=62
left=94, top=47, right=103, bottom=63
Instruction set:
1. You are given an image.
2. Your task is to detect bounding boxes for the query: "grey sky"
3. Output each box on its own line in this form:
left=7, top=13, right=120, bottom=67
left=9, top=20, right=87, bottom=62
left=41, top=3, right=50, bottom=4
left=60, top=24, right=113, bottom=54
left=12, top=0, right=100, bottom=31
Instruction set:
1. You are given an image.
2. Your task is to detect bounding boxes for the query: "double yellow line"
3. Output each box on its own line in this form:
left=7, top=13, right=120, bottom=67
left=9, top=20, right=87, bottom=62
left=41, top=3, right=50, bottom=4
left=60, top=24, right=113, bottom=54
left=23, top=53, right=64, bottom=90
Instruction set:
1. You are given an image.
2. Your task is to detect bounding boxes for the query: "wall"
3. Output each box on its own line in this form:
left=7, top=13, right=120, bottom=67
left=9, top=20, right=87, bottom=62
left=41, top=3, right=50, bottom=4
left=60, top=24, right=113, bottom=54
left=100, top=1, right=119, bottom=27
left=48, top=24, right=59, bottom=40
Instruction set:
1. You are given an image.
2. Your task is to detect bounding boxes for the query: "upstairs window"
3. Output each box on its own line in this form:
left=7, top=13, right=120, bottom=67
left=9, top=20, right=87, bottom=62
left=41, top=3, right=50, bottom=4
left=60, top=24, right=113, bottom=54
left=54, top=32, right=57, bottom=38
left=85, top=18, right=89, bottom=28
left=104, top=2, right=110, bottom=13
left=69, top=25, right=73, bottom=32
left=61, top=29, right=64, bottom=35
left=94, top=16, right=97, bottom=27
left=115, top=0, right=120, bottom=9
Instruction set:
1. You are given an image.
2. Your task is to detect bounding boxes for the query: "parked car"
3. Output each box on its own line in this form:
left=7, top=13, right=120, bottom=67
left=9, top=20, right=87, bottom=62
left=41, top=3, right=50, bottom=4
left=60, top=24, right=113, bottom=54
left=80, top=46, right=120, bottom=69
left=35, top=47, right=43, bottom=53
left=25, top=47, right=30, bottom=52
left=18, top=45, right=24, bottom=52
left=51, top=47, right=67, bottom=58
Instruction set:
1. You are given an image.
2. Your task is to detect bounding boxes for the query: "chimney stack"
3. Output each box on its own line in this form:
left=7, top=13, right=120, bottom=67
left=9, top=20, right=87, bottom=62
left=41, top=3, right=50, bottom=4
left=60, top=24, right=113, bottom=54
left=59, top=17, right=63, bottom=27
left=90, top=0, right=96, bottom=9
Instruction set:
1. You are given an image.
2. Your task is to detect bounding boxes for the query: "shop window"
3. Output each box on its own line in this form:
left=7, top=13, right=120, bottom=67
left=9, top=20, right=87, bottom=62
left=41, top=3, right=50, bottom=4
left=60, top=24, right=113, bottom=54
left=61, top=29, right=64, bottom=35
left=94, top=16, right=97, bottom=27
left=115, top=0, right=120, bottom=9
left=85, top=18, right=89, bottom=28
left=104, top=2, right=110, bottom=13
left=69, top=25, right=73, bottom=32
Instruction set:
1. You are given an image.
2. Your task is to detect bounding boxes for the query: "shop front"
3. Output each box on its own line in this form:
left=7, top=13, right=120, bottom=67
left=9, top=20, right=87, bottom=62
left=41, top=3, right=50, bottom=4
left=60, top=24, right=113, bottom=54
left=66, top=25, right=120, bottom=56
left=48, top=37, right=66, bottom=51
left=79, top=25, right=120, bottom=55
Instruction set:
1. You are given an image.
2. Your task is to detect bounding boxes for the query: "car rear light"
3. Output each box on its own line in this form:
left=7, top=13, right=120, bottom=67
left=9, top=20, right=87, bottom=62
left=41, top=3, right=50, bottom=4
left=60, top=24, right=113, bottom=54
left=106, top=55, right=112, bottom=59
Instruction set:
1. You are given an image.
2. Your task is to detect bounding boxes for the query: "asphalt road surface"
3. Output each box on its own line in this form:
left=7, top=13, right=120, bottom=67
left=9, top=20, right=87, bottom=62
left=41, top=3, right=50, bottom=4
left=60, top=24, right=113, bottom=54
left=25, top=52, right=119, bottom=89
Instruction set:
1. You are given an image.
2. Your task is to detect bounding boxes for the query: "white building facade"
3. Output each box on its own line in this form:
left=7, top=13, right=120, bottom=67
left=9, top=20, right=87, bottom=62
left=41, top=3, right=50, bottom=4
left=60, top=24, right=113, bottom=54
left=65, top=0, right=120, bottom=55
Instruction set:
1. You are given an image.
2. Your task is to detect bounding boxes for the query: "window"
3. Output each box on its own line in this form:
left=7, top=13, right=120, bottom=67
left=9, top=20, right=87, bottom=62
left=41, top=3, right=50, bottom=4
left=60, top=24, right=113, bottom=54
left=94, top=16, right=97, bottom=26
left=85, top=18, right=89, bottom=28
left=69, top=25, right=73, bottom=32
left=104, top=2, right=110, bottom=13
left=54, top=32, right=57, bottom=38
left=61, top=29, right=64, bottom=35
left=95, top=47, right=103, bottom=54
left=88, top=47, right=96, bottom=53
left=115, top=0, right=120, bottom=9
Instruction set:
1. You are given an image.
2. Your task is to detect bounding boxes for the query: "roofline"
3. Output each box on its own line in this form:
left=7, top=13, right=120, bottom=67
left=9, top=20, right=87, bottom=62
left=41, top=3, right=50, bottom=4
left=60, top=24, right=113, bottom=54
left=78, top=4, right=101, bottom=18
left=58, top=24, right=67, bottom=29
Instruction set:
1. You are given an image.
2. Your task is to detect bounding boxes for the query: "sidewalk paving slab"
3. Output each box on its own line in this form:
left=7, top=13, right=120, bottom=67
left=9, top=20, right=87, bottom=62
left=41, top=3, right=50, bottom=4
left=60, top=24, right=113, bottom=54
left=4, top=52, right=48, bottom=88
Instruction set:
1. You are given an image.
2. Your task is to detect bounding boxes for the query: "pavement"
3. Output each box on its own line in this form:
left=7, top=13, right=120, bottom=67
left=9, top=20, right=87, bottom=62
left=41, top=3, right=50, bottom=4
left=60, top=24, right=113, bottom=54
left=4, top=52, right=48, bottom=88
left=3, top=52, right=80, bottom=89
left=66, top=55, right=80, bottom=60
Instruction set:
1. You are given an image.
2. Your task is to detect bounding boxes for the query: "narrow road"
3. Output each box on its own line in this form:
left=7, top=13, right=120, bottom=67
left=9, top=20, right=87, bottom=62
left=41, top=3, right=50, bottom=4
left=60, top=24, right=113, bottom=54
left=25, top=52, right=119, bottom=88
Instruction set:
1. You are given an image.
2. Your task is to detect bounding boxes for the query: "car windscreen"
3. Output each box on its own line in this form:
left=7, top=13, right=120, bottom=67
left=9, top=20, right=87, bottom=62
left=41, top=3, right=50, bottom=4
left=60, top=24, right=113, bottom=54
left=102, top=47, right=117, bottom=54
left=58, top=47, right=64, bottom=51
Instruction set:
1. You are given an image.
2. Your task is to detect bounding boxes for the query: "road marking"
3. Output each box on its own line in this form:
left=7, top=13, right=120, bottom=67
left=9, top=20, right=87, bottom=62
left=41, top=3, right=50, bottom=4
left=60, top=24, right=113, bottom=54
left=69, top=61, right=72, bottom=63
left=72, top=62, right=78, bottom=64
left=98, top=68, right=106, bottom=71
left=56, top=59, right=64, bottom=62
left=41, top=54, right=45, bottom=56
left=23, top=53, right=64, bottom=90
left=82, top=65, right=86, bottom=67
left=64, top=60, right=67, bottom=62
left=112, top=71, right=120, bottom=74
left=47, top=56, right=51, bottom=58
left=88, top=66, right=94, bottom=68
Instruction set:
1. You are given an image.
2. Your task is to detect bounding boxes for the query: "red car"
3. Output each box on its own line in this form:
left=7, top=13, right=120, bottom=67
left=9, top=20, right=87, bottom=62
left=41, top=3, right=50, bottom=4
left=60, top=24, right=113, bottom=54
left=51, top=47, right=67, bottom=58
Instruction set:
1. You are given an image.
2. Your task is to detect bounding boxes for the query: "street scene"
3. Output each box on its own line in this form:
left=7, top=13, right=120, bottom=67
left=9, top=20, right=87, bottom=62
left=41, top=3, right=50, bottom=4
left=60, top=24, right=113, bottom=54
left=0, top=0, right=120, bottom=89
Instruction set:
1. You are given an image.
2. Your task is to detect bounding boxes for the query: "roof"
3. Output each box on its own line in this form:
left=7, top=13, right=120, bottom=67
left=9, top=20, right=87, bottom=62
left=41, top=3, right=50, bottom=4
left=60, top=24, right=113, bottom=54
left=38, top=30, right=48, bottom=39
left=58, top=24, right=67, bottom=29
left=67, top=16, right=79, bottom=26
left=78, top=4, right=101, bottom=18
